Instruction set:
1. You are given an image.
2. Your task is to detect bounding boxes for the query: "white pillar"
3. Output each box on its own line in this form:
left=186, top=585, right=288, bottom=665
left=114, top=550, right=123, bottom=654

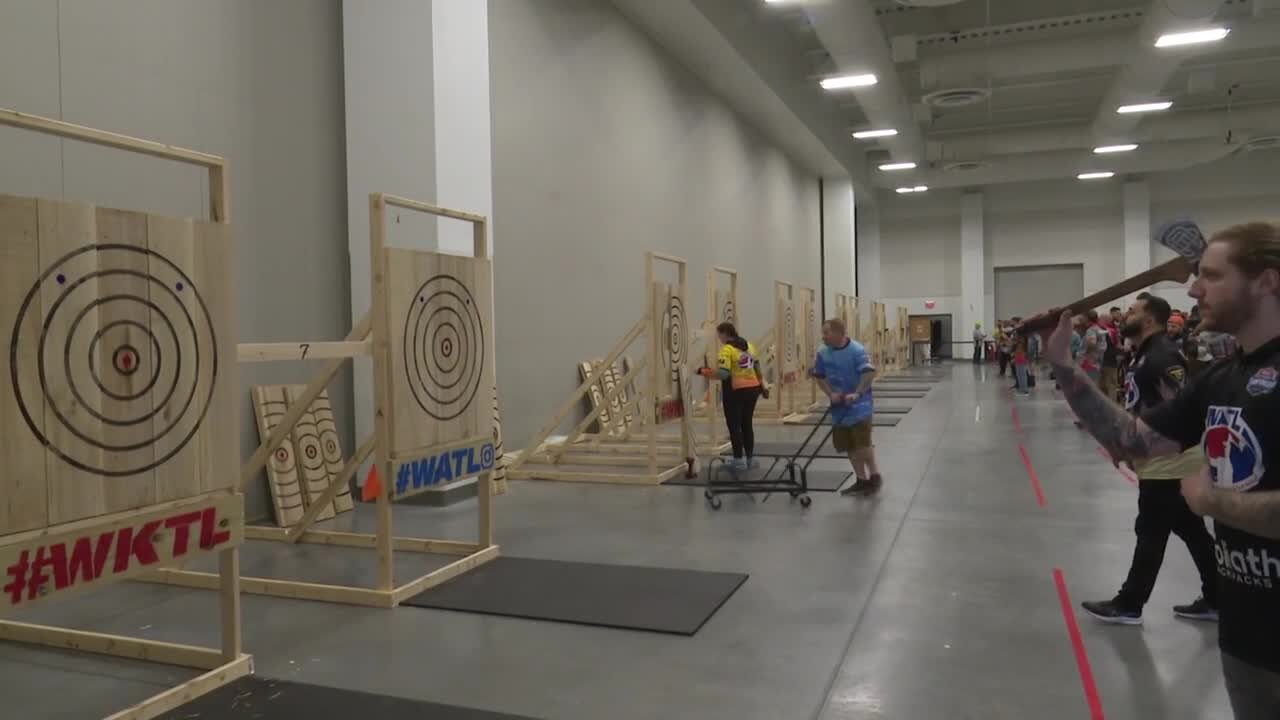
left=432, top=0, right=493, bottom=256
left=822, top=178, right=856, bottom=314
left=1123, top=180, right=1150, bottom=309
left=961, top=192, right=985, bottom=359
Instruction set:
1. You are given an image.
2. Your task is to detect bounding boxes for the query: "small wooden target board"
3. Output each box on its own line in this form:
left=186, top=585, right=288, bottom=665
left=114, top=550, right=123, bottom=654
left=777, top=294, right=799, bottom=384
left=384, top=249, right=496, bottom=495
left=1, top=194, right=237, bottom=534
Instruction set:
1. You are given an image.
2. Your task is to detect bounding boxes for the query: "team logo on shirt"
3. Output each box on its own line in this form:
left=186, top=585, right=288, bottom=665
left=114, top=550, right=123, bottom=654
left=737, top=352, right=754, bottom=370
left=1202, top=406, right=1265, bottom=491
left=1247, top=367, right=1278, bottom=397
left=1123, top=371, right=1139, bottom=411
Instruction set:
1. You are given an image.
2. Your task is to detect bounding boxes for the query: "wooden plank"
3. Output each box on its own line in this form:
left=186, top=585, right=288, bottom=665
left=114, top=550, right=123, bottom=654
left=381, top=193, right=487, bottom=225
left=307, top=388, right=355, bottom=513
left=244, top=525, right=479, bottom=555
left=93, top=207, right=157, bottom=513
left=103, top=654, right=252, bottom=720
left=0, top=108, right=224, bottom=169
left=508, top=468, right=673, bottom=485
left=526, top=453, right=685, bottom=467
left=252, top=386, right=305, bottom=527
left=384, top=249, right=495, bottom=456
left=0, top=620, right=228, bottom=669
left=191, top=219, right=236, bottom=495
left=141, top=567, right=395, bottom=607
left=368, top=194, right=395, bottom=592
left=237, top=340, right=370, bottom=363
left=0, top=194, right=49, bottom=534
left=218, top=548, right=241, bottom=661
left=38, top=198, right=106, bottom=525
left=489, top=383, right=509, bottom=496
left=580, top=361, right=612, bottom=435
left=0, top=492, right=243, bottom=616
left=284, top=385, right=336, bottom=521
left=390, top=545, right=500, bottom=606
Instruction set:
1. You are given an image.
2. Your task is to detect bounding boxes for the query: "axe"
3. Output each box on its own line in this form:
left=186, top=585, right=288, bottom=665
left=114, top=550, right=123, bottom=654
left=1018, top=219, right=1207, bottom=335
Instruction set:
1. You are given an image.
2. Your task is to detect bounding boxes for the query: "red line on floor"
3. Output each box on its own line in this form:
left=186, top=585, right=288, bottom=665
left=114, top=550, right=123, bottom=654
left=1011, top=405, right=1024, bottom=435
left=1095, top=447, right=1137, bottom=485
left=1019, top=444, right=1046, bottom=507
left=1053, top=568, right=1106, bottom=720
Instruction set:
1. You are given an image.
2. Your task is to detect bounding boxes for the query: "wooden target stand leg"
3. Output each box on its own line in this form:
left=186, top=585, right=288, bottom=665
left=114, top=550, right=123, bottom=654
left=0, top=109, right=252, bottom=720
left=508, top=252, right=721, bottom=485
left=140, top=194, right=501, bottom=608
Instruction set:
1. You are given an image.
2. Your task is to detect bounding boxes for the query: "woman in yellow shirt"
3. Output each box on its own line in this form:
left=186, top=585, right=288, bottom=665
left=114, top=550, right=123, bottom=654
left=700, top=322, right=767, bottom=471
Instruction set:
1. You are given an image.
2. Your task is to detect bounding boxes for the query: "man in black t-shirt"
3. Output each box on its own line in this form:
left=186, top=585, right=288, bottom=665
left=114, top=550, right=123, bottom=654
left=1040, top=222, right=1280, bottom=719
left=1080, top=293, right=1218, bottom=625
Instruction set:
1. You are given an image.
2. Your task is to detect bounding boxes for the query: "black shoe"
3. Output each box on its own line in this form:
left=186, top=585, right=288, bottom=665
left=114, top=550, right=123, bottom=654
left=840, top=477, right=870, bottom=496
left=1081, top=599, right=1143, bottom=626
left=1173, top=597, right=1218, bottom=622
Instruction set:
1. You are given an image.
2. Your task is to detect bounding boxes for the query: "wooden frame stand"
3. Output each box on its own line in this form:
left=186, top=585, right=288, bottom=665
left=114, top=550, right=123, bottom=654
left=0, top=109, right=250, bottom=719
left=509, top=252, right=726, bottom=485
left=754, top=281, right=822, bottom=421
left=138, top=193, right=500, bottom=608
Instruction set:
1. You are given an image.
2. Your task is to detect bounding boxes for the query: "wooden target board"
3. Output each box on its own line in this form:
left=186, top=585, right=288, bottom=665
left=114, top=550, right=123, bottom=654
left=715, top=288, right=735, bottom=326
left=777, top=294, right=799, bottom=384
left=651, top=281, right=688, bottom=406
left=384, top=249, right=495, bottom=461
left=1, top=195, right=236, bottom=534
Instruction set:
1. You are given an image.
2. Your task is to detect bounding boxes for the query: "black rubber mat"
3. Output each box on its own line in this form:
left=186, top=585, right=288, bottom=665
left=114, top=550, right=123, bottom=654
left=665, top=467, right=852, bottom=491
left=401, top=557, right=747, bottom=636
left=873, top=406, right=911, bottom=414
left=785, top=414, right=900, bottom=427
left=160, top=676, right=539, bottom=719
left=874, top=385, right=933, bottom=392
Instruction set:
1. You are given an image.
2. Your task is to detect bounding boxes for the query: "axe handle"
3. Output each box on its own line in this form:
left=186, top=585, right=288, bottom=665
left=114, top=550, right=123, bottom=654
left=1019, top=257, right=1195, bottom=334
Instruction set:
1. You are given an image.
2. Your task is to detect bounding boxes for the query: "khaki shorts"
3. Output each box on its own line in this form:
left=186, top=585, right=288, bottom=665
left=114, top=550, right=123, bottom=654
left=831, top=421, right=873, bottom=452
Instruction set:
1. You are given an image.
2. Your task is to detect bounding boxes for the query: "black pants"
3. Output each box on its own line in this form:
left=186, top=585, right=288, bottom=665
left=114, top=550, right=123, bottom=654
left=998, top=351, right=1010, bottom=376
left=1115, top=480, right=1218, bottom=611
left=723, top=387, right=761, bottom=459
left=972, top=344, right=983, bottom=363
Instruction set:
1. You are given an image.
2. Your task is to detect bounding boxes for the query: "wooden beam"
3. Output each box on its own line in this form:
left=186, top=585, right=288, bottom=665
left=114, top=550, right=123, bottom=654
left=508, top=315, right=647, bottom=473
left=507, top=468, right=674, bottom=485
left=140, top=568, right=396, bottom=608
left=238, top=312, right=372, bottom=491
left=237, top=340, right=371, bottom=363
left=0, top=621, right=228, bottom=669
left=0, top=108, right=225, bottom=169
left=103, top=655, right=253, bottom=720
left=242, top=526, right=480, bottom=555
left=381, top=193, right=488, bottom=225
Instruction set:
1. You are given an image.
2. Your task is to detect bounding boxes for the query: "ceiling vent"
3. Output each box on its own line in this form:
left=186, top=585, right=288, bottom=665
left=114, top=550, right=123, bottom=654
left=944, top=160, right=990, bottom=172
left=923, top=88, right=990, bottom=108
left=894, top=0, right=966, bottom=6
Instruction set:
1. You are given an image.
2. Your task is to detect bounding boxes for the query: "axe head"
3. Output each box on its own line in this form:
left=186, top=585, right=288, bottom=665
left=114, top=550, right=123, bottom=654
left=1155, top=218, right=1207, bottom=261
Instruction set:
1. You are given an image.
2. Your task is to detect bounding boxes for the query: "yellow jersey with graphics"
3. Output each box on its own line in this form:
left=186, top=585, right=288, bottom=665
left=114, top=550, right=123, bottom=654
left=718, top=342, right=762, bottom=390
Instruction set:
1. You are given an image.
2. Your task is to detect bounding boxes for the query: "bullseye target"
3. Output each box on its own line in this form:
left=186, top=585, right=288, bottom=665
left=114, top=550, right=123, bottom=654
left=403, top=274, right=485, bottom=421
left=722, top=300, right=735, bottom=324
left=661, top=294, right=687, bottom=383
left=784, top=305, right=796, bottom=365
left=9, top=243, right=217, bottom=477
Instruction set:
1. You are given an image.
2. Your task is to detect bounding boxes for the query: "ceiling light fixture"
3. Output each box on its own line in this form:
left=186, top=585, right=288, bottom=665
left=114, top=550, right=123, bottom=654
left=1117, top=101, right=1172, bottom=114
left=879, top=162, right=917, bottom=171
left=820, top=74, right=878, bottom=90
left=853, top=128, right=898, bottom=139
left=896, top=185, right=928, bottom=194
left=1155, top=27, right=1230, bottom=47
left=1077, top=171, right=1115, bottom=180
left=1094, top=144, right=1139, bottom=154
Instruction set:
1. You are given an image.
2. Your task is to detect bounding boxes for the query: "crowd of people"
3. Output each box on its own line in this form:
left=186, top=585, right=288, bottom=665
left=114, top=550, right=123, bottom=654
left=975, top=300, right=1237, bottom=401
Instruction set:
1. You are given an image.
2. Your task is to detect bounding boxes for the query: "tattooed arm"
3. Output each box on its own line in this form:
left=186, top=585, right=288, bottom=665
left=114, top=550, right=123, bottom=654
left=1044, top=312, right=1183, bottom=463
left=1183, top=469, right=1280, bottom=540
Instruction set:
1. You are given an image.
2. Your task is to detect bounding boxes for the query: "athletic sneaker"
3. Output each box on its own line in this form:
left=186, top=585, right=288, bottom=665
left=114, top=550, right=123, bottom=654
left=841, top=474, right=883, bottom=497
left=1081, top=599, right=1143, bottom=626
left=747, top=456, right=759, bottom=470
left=1173, top=597, right=1218, bottom=622
left=723, top=458, right=747, bottom=475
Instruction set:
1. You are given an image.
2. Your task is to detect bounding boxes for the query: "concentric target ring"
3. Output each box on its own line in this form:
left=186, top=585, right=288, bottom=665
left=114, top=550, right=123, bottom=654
left=9, top=244, right=218, bottom=477
left=784, top=306, right=796, bottom=364
left=662, top=295, right=686, bottom=382
left=722, top=300, right=735, bottom=324
left=403, top=275, right=485, bottom=421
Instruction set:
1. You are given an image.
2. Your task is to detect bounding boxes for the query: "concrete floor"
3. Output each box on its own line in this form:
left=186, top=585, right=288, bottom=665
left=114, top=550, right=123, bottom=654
left=2, top=363, right=1236, bottom=719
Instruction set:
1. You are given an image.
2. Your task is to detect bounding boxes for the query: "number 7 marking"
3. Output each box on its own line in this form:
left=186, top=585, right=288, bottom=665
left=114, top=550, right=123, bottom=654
left=299, top=343, right=310, bottom=359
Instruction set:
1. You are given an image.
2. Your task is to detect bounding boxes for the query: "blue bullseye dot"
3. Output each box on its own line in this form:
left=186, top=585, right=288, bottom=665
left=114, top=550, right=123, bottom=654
left=175, top=282, right=184, bottom=291
left=56, top=274, right=66, bottom=285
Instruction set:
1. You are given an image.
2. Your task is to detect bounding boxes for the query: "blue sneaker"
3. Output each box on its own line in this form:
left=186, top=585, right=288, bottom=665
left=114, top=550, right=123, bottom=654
left=1081, top=599, right=1143, bottom=626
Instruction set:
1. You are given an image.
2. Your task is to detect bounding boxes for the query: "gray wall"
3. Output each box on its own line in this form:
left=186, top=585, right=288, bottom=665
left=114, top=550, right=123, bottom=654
left=489, top=0, right=822, bottom=448
left=0, top=0, right=350, bottom=521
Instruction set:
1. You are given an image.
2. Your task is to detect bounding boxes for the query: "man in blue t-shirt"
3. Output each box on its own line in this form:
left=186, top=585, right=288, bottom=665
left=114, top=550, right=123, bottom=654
left=811, top=318, right=882, bottom=496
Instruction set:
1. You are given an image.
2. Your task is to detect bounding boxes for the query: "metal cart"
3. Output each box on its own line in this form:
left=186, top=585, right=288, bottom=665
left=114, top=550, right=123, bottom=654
left=703, top=407, right=835, bottom=510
